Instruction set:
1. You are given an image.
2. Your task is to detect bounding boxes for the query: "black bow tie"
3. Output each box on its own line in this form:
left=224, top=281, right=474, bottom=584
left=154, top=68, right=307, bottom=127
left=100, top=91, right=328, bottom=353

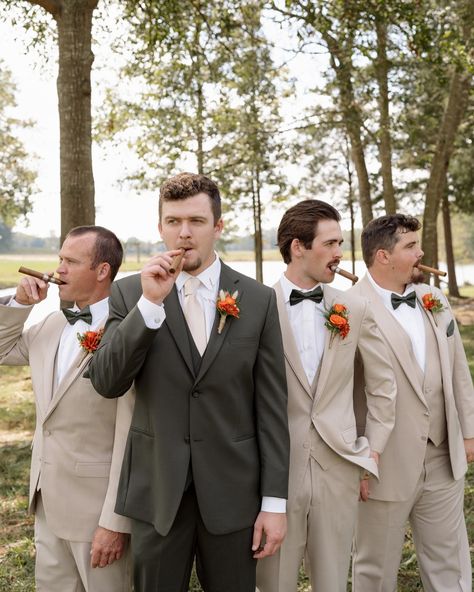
left=289, top=286, right=323, bottom=306
left=62, top=306, right=93, bottom=325
left=391, top=291, right=416, bottom=310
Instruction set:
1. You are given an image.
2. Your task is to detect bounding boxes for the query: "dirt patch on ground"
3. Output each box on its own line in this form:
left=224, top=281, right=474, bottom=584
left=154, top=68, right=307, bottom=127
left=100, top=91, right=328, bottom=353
left=449, top=297, right=474, bottom=326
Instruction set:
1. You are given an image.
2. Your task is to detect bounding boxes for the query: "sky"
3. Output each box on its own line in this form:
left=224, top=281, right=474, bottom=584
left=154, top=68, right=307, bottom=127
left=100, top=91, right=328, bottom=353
left=2, top=10, right=328, bottom=244
left=3, top=18, right=165, bottom=242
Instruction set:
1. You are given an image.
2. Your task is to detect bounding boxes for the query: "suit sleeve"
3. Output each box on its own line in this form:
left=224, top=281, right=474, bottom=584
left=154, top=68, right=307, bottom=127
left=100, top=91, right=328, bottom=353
left=440, top=292, right=474, bottom=438
left=254, top=289, right=290, bottom=499
left=0, top=299, right=42, bottom=366
left=98, top=387, right=135, bottom=533
left=356, top=301, right=397, bottom=454
left=89, top=280, right=158, bottom=397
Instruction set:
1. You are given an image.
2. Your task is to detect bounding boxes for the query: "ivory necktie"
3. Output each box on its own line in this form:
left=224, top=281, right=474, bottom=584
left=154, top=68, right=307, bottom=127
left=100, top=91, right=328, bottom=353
left=183, top=277, right=207, bottom=355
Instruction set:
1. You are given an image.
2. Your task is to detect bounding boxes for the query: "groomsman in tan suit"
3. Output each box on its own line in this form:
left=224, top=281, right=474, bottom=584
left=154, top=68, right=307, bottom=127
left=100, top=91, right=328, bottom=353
left=0, top=226, right=133, bottom=592
left=352, top=213, right=474, bottom=592
left=256, top=200, right=397, bottom=592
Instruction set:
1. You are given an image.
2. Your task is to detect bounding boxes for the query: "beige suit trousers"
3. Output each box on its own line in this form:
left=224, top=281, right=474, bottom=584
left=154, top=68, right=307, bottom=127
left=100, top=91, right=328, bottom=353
left=257, top=454, right=360, bottom=592
left=352, top=441, right=471, bottom=592
left=34, top=496, right=131, bottom=592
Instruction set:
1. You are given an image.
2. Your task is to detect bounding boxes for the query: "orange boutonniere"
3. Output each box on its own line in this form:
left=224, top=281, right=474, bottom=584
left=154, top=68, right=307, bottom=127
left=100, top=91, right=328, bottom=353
left=324, top=303, right=350, bottom=348
left=77, top=329, right=103, bottom=365
left=421, top=293, right=444, bottom=326
left=216, top=289, right=240, bottom=334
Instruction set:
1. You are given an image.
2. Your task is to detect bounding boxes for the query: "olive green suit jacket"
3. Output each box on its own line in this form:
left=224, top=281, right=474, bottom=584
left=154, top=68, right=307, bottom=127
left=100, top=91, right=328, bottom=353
left=89, top=262, right=290, bottom=536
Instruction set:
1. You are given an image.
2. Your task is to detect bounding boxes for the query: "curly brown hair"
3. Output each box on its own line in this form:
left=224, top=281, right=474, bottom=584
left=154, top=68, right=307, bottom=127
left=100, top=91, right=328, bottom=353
left=159, top=172, right=221, bottom=223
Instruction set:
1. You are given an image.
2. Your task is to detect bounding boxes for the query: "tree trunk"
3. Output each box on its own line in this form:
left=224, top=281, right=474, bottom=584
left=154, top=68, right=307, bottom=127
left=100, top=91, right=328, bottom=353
left=344, top=138, right=356, bottom=276
left=252, top=168, right=263, bottom=284
left=421, top=0, right=473, bottom=266
left=442, top=190, right=461, bottom=297
left=375, top=17, right=396, bottom=214
left=323, top=31, right=373, bottom=226
left=55, top=0, right=98, bottom=245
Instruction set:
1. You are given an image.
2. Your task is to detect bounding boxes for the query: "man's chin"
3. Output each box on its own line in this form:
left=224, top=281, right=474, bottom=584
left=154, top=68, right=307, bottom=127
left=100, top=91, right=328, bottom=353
left=183, top=257, right=202, bottom=273
left=411, top=267, right=425, bottom=284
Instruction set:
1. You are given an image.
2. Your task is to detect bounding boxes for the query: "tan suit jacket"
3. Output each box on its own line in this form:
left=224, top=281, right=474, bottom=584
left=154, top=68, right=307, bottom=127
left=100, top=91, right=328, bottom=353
left=0, top=299, right=134, bottom=541
left=274, top=282, right=396, bottom=504
left=352, top=275, right=474, bottom=501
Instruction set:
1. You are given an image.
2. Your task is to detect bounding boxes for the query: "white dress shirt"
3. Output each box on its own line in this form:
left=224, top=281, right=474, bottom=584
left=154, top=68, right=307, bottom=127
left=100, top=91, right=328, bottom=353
left=280, top=274, right=326, bottom=385
left=137, top=255, right=286, bottom=513
left=367, top=272, right=426, bottom=371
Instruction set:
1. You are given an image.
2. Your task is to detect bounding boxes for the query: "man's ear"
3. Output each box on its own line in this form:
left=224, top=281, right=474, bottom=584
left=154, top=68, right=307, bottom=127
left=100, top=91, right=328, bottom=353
left=290, top=238, right=303, bottom=259
left=374, top=248, right=390, bottom=266
left=97, top=262, right=111, bottom=281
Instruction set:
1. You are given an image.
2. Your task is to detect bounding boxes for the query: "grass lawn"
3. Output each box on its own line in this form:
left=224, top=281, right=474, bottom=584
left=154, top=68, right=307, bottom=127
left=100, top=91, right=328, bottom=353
left=0, top=301, right=473, bottom=589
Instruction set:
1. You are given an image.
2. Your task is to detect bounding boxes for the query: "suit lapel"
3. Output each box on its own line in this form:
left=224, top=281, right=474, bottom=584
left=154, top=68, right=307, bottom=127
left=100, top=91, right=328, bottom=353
left=273, top=282, right=312, bottom=395
left=163, top=286, right=196, bottom=376
left=313, top=285, right=340, bottom=403
left=358, top=275, right=427, bottom=405
left=38, top=314, right=67, bottom=420
left=45, top=313, right=108, bottom=420
left=196, top=262, right=240, bottom=382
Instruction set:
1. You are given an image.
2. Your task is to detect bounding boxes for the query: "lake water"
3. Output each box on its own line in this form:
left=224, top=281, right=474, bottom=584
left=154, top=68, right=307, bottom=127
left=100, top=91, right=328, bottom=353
left=1, top=260, right=473, bottom=328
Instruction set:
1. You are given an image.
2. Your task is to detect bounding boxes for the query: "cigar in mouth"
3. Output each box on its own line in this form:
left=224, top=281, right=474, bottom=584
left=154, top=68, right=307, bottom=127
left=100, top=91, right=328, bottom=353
left=18, top=266, right=65, bottom=285
left=330, top=265, right=359, bottom=283
left=417, top=264, right=447, bottom=278
left=169, top=249, right=185, bottom=274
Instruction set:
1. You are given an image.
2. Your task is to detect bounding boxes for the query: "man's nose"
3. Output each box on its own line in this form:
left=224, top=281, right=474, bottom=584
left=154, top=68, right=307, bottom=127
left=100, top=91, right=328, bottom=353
left=179, top=222, right=191, bottom=238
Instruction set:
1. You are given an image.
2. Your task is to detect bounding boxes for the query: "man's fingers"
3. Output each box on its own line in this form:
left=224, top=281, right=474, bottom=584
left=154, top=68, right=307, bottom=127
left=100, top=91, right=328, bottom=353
left=251, top=523, right=263, bottom=552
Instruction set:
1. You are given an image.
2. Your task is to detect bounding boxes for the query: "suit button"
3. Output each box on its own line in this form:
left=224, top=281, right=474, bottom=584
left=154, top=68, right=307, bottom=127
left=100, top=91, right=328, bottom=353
left=44, top=430, right=51, bottom=436
left=421, top=436, right=427, bottom=441
left=303, top=440, right=310, bottom=449
left=192, top=391, right=200, bottom=398
left=184, top=437, right=190, bottom=443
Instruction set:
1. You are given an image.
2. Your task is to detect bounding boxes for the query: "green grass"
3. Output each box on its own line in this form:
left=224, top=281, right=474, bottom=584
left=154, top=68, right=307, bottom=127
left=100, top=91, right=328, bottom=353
left=0, top=324, right=473, bottom=591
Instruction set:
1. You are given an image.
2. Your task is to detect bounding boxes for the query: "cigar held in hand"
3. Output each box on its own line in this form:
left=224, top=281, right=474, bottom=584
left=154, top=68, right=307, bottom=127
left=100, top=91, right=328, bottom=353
left=169, top=249, right=185, bottom=274
left=18, top=266, right=65, bottom=285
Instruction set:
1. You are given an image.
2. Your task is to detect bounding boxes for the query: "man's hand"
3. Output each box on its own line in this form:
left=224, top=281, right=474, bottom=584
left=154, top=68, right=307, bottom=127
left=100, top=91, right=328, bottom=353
left=252, top=511, right=287, bottom=559
left=464, top=438, right=474, bottom=463
left=15, top=276, right=50, bottom=305
left=141, top=250, right=184, bottom=305
left=359, top=477, right=370, bottom=502
left=90, top=526, right=128, bottom=568
left=359, top=450, right=379, bottom=502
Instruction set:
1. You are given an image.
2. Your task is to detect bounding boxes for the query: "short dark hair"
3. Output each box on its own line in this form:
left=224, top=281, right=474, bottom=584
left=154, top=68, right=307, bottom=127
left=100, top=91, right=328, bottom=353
left=65, top=225, right=123, bottom=281
left=159, top=172, right=221, bottom=223
left=361, top=214, right=422, bottom=267
left=277, top=200, right=341, bottom=264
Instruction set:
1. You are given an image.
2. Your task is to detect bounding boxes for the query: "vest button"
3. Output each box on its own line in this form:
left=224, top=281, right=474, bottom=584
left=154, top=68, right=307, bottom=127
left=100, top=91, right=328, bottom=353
left=192, top=391, right=200, bottom=398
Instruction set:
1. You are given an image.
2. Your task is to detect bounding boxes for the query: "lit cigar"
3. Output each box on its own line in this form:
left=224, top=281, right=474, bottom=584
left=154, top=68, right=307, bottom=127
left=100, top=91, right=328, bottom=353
left=417, top=264, right=447, bottom=278
left=331, top=265, right=359, bottom=283
left=169, top=249, right=185, bottom=274
left=18, top=266, right=65, bottom=285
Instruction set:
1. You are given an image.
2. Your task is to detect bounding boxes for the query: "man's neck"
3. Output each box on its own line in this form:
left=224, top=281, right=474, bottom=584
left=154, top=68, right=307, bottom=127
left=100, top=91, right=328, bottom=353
left=284, top=267, right=319, bottom=290
left=368, top=268, right=406, bottom=294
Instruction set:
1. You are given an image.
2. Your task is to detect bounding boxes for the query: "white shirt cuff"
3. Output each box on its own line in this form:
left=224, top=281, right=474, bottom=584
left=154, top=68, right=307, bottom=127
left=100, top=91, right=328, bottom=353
left=9, top=298, right=31, bottom=308
left=261, top=496, right=286, bottom=513
left=137, top=295, right=166, bottom=329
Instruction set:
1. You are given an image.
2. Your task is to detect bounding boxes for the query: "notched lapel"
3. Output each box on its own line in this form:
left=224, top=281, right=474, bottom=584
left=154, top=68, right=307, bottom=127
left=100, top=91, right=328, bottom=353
left=274, top=282, right=312, bottom=395
left=196, top=265, right=240, bottom=382
left=163, top=286, right=195, bottom=376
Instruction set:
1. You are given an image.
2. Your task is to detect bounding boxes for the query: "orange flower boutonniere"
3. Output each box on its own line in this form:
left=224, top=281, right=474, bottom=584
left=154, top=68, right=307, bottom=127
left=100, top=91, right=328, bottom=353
left=216, top=289, right=240, bottom=334
left=421, top=293, right=445, bottom=326
left=77, top=329, right=104, bottom=365
left=324, top=303, right=350, bottom=348
left=421, top=293, right=444, bottom=313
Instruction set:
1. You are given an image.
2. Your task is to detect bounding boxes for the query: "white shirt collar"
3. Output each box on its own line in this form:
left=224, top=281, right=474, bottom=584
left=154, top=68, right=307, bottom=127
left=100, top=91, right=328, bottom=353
left=69, top=297, right=109, bottom=325
left=175, top=253, right=221, bottom=294
left=367, top=271, right=415, bottom=308
left=279, top=273, right=321, bottom=304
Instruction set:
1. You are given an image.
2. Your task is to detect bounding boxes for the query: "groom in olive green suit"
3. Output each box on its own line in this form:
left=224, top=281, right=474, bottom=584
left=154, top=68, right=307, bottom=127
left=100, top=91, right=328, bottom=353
left=89, top=172, right=290, bottom=592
